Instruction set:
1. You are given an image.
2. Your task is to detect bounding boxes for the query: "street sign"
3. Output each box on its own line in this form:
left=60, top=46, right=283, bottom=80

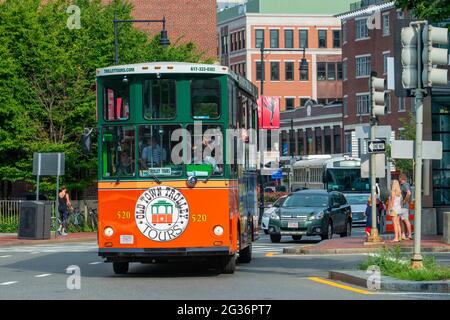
left=361, top=153, right=386, bottom=178
left=368, top=140, right=386, bottom=153
left=32, top=153, right=65, bottom=176
left=391, top=140, right=442, bottom=160
left=355, top=125, right=391, bottom=140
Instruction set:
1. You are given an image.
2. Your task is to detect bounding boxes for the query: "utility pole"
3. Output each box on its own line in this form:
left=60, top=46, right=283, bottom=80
left=258, top=45, right=265, bottom=225
left=401, top=21, right=448, bottom=268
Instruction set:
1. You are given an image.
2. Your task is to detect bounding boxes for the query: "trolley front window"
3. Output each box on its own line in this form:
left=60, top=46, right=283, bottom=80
left=191, top=78, right=221, bottom=119
left=103, top=78, right=130, bottom=121
left=325, top=169, right=370, bottom=192
left=102, top=126, right=135, bottom=178
left=138, top=125, right=183, bottom=177
left=143, top=79, right=176, bottom=120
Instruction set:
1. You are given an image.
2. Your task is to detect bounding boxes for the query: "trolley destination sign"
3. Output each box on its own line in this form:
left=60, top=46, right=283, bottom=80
left=368, top=139, right=386, bottom=153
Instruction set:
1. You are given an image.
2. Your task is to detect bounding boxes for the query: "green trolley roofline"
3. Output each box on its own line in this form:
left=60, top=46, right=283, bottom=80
left=96, top=62, right=258, bottom=97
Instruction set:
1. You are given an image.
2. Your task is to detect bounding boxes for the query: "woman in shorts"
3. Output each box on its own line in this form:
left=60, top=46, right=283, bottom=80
left=389, top=180, right=403, bottom=242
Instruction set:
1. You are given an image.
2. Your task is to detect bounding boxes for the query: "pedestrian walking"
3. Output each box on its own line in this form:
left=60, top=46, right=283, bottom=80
left=364, top=196, right=384, bottom=240
left=389, top=180, right=403, bottom=242
left=58, top=186, right=72, bottom=236
left=399, top=174, right=413, bottom=240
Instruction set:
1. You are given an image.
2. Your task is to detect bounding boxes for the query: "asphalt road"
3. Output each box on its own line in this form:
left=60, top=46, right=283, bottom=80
left=0, top=228, right=449, bottom=300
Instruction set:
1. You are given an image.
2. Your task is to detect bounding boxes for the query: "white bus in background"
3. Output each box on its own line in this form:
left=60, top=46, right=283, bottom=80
left=292, top=155, right=370, bottom=193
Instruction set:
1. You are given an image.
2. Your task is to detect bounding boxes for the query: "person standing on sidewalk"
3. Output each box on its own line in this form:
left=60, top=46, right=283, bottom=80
left=389, top=180, right=403, bottom=242
left=58, top=186, right=72, bottom=236
left=399, top=174, right=413, bottom=240
left=364, top=196, right=384, bottom=240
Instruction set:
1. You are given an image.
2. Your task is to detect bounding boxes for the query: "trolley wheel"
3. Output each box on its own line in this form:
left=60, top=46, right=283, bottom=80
left=238, top=243, right=252, bottom=263
left=220, top=254, right=236, bottom=274
left=113, top=262, right=129, bottom=275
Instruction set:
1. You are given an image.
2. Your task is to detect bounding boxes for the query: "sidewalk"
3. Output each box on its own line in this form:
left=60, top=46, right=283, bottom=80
left=283, top=235, right=450, bottom=254
left=0, top=232, right=97, bottom=247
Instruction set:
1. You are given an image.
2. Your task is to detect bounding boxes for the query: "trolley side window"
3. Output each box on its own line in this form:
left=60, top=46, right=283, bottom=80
left=191, top=78, right=221, bottom=120
left=102, top=126, right=135, bottom=177
left=103, top=78, right=130, bottom=121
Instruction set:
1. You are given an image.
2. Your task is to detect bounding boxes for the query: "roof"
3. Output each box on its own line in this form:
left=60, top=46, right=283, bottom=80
left=291, top=189, right=330, bottom=194
left=217, top=0, right=357, bottom=23
left=335, top=1, right=395, bottom=20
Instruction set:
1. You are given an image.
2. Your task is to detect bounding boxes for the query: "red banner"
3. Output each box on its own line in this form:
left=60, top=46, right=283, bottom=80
left=257, top=96, right=280, bottom=129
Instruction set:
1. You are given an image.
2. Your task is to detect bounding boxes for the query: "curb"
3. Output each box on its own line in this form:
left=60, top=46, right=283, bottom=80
left=329, top=270, right=450, bottom=293
left=0, top=236, right=97, bottom=248
left=283, top=246, right=450, bottom=255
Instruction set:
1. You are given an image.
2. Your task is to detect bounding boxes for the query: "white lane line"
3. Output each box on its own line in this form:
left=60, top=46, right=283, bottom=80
left=30, top=252, right=40, bottom=255
left=0, top=281, right=18, bottom=286
left=89, top=262, right=102, bottom=265
left=373, top=292, right=450, bottom=296
left=0, top=255, right=12, bottom=258
left=34, top=274, right=52, bottom=278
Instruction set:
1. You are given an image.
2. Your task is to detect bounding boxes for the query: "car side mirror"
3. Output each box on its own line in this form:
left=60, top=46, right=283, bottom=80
left=81, top=128, right=94, bottom=154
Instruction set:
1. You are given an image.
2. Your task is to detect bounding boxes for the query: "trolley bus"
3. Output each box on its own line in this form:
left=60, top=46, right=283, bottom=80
left=292, top=155, right=370, bottom=193
left=95, top=62, right=259, bottom=274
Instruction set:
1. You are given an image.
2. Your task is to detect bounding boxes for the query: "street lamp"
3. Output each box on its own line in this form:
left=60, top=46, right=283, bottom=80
left=114, top=10, right=170, bottom=65
left=299, top=47, right=308, bottom=80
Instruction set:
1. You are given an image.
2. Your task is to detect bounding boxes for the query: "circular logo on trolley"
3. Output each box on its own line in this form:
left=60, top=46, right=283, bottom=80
left=135, top=186, right=189, bottom=242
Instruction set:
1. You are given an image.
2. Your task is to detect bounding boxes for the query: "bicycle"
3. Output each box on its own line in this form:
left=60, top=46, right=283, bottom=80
left=87, top=207, right=98, bottom=231
left=68, top=207, right=85, bottom=232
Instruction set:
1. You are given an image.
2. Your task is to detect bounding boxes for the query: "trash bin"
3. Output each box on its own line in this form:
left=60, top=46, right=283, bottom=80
left=18, top=201, right=51, bottom=240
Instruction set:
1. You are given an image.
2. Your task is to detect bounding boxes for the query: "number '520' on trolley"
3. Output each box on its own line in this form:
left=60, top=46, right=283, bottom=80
left=95, top=62, right=260, bottom=274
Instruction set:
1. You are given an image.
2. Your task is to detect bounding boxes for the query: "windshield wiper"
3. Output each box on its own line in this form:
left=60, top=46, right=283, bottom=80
left=149, top=174, right=161, bottom=184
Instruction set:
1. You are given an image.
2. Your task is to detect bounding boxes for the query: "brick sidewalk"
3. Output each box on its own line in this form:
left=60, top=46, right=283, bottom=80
left=284, top=235, right=450, bottom=254
left=0, top=232, right=97, bottom=247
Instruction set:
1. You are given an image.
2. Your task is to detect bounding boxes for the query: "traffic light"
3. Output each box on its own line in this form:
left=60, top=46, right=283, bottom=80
left=422, top=25, right=449, bottom=88
left=371, top=73, right=387, bottom=118
left=401, top=26, right=418, bottom=89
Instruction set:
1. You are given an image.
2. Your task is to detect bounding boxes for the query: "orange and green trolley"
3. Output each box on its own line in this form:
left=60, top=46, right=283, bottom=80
left=96, top=62, right=259, bottom=274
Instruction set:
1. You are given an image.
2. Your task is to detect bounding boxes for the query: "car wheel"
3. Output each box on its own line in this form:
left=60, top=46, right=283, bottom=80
left=321, top=222, right=333, bottom=241
left=292, top=235, right=302, bottom=241
left=340, top=220, right=352, bottom=237
left=113, top=262, right=129, bottom=275
left=270, top=234, right=281, bottom=243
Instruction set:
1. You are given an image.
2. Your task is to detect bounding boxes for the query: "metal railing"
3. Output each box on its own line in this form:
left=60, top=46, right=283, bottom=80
left=0, top=200, right=21, bottom=225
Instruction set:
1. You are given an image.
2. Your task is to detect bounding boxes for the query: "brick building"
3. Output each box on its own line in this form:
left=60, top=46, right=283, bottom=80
left=104, top=0, right=218, bottom=59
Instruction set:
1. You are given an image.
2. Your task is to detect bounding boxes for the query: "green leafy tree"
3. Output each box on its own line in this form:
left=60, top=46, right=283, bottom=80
left=395, top=0, right=450, bottom=26
left=0, top=0, right=211, bottom=198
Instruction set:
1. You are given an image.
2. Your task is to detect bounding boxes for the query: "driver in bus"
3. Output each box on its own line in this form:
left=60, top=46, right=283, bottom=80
left=141, top=137, right=167, bottom=169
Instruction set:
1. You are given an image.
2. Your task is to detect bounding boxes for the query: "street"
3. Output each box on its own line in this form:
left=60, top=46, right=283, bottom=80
left=0, top=228, right=449, bottom=300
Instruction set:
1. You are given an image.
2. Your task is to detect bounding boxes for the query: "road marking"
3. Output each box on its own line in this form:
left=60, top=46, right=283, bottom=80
left=0, top=281, right=18, bottom=286
left=0, top=255, right=12, bottom=258
left=30, top=252, right=40, bottom=255
left=307, top=277, right=373, bottom=295
left=35, top=274, right=52, bottom=278
left=372, top=292, right=450, bottom=296
left=89, top=262, right=102, bottom=265
left=265, top=252, right=274, bottom=257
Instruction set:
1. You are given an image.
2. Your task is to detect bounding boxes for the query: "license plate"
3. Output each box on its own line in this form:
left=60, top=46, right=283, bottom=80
left=120, top=235, right=134, bottom=245
left=288, top=222, right=298, bottom=228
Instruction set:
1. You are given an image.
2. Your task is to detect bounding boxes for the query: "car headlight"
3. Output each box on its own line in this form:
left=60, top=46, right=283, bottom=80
left=309, top=211, right=324, bottom=220
left=270, top=211, right=280, bottom=220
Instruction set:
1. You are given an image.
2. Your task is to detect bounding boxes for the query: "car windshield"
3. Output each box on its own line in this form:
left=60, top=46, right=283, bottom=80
left=282, top=194, right=328, bottom=208
left=346, top=195, right=369, bottom=205
left=273, top=197, right=287, bottom=207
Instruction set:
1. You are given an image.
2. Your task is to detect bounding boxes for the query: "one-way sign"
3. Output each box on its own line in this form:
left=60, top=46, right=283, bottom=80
left=368, top=140, right=386, bottom=153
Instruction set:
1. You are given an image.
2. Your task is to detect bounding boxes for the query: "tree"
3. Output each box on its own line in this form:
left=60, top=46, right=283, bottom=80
left=395, top=0, right=450, bottom=26
left=0, top=0, right=211, bottom=198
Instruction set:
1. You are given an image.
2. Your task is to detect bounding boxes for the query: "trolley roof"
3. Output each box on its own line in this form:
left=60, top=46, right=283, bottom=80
left=293, top=155, right=361, bottom=168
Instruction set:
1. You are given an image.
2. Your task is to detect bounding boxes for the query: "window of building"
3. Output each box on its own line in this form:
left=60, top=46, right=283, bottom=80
left=333, top=30, right=341, bottom=48
left=334, top=127, right=341, bottom=154
left=255, top=29, right=264, bottom=48
left=356, top=94, right=370, bottom=115
left=382, top=13, right=390, bottom=36
left=285, top=97, right=295, bottom=110
left=242, top=30, right=246, bottom=49
left=318, top=30, right=327, bottom=48
left=256, top=61, right=264, bottom=81
left=356, top=55, right=371, bottom=77
left=300, top=61, right=309, bottom=81
left=317, top=62, right=326, bottom=81
left=270, top=62, right=280, bottom=81
left=315, top=129, right=322, bottom=154
left=270, top=29, right=279, bottom=48
left=299, top=30, right=308, bottom=48
left=337, top=62, right=343, bottom=80
left=221, top=35, right=228, bottom=54
left=300, top=98, right=309, bottom=107
left=343, top=96, right=348, bottom=116
left=297, top=130, right=304, bottom=155
left=343, top=60, right=348, bottom=80
left=386, top=92, right=391, bottom=113
left=284, top=29, right=293, bottom=48
left=344, top=132, right=352, bottom=154
left=327, top=63, right=336, bottom=80
left=356, top=18, right=369, bottom=40
left=285, top=61, right=294, bottom=81
left=325, top=132, right=332, bottom=154
left=398, top=97, right=406, bottom=112
left=383, top=52, right=390, bottom=75
left=343, top=22, right=348, bottom=43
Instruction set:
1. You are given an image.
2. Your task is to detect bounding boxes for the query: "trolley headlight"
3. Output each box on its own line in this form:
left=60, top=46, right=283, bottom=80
left=186, top=175, right=198, bottom=188
left=104, top=227, right=114, bottom=237
left=309, top=211, right=324, bottom=221
left=213, top=225, right=224, bottom=236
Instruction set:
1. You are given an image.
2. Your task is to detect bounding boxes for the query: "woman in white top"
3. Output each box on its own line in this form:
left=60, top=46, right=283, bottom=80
left=389, top=180, right=403, bottom=242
